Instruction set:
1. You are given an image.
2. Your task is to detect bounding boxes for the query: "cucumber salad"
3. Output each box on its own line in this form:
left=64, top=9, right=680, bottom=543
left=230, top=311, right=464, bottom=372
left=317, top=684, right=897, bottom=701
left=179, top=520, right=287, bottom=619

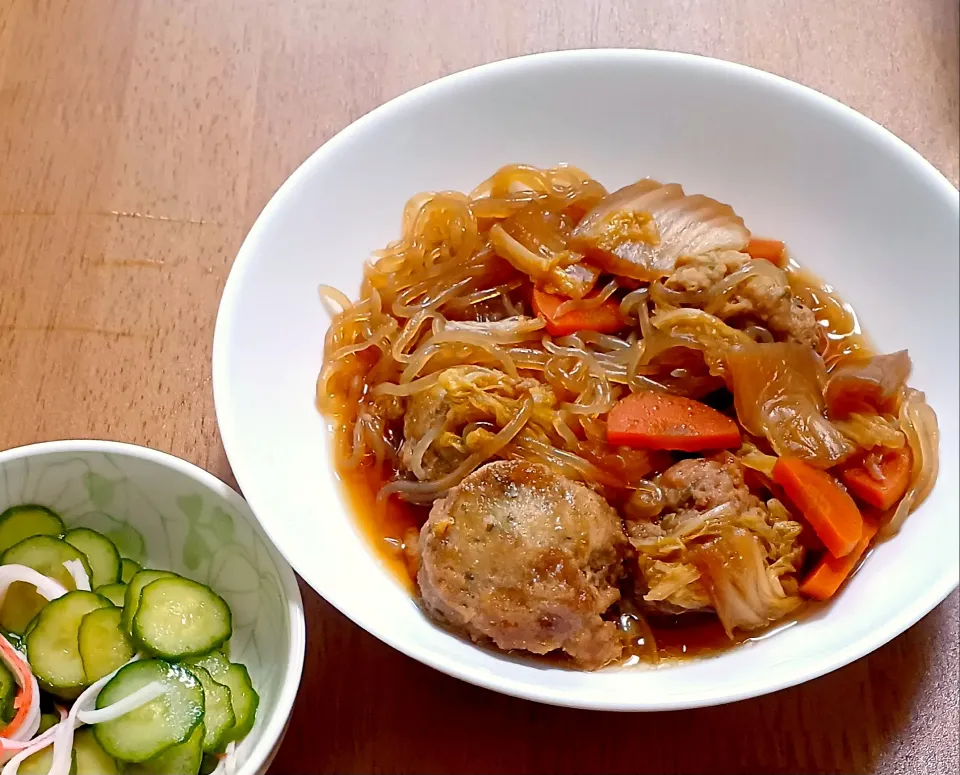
left=0, top=505, right=259, bottom=775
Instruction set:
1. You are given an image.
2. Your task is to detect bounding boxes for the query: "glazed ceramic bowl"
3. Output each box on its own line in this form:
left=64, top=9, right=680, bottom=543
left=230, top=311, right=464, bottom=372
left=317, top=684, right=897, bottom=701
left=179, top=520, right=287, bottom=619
left=0, top=440, right=305, bottom=773
left=212, top=49, right=959, bottom=710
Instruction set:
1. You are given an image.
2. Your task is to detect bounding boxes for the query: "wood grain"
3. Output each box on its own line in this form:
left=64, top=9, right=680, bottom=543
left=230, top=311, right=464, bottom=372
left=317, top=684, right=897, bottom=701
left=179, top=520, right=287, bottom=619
left=1, top=1, right=957, bottom=773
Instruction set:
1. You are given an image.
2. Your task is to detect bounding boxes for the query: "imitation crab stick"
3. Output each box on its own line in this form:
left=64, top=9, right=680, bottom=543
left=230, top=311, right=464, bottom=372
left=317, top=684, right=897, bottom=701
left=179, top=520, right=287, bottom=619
left=0, top=634, right=39, bottom=746
left=800, top=517, right=880, bottom=600
left=606, top=391, right=742, bottom=452
left=773, top=457, right=864, bottom=558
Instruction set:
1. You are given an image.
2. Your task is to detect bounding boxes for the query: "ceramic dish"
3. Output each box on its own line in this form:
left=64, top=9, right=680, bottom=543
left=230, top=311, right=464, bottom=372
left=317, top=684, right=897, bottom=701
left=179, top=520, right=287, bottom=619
left=0, top=440, right=306, bottom=773
left=212, top=49, right=958, bottom=710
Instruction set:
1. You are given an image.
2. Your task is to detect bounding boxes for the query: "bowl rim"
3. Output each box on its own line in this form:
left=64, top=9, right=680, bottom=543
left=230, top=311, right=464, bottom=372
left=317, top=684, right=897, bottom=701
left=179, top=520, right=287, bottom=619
left=212, top=48, right=959, bottom=711
left=0, top=439, right=307, bottom=770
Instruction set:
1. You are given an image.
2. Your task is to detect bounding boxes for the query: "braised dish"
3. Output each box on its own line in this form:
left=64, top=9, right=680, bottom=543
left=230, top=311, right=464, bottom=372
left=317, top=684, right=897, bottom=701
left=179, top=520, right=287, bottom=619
left=317, top=164, right=939, bottom=670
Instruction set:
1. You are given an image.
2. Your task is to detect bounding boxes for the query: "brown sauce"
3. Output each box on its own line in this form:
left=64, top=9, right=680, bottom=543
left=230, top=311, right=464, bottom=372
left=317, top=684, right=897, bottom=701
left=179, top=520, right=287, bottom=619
left=331, top=260, right=863, bottom=665
left=336, top=458, right=818, bottom=664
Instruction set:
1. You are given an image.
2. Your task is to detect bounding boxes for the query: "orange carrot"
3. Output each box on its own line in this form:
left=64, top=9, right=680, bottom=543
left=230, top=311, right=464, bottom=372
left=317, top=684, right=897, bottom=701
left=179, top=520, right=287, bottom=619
left=838, top=446, right=912, bottom=511
left=532, top=288, right=625, bottom=337
left=745, top=237, right=786, bottom=267
left=606, top=391, right=742, bottom=452
left=799, top=517, right=880, bottom=600
left=773, top=457, right=863, bottom=557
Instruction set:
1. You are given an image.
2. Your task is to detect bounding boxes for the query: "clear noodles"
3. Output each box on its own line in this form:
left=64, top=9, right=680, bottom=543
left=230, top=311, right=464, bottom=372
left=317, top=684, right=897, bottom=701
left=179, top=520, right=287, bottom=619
left=787, top=262, right=871, bottom=370
left=884, top=389, right=940, bottom=536
left=318, top=165, right=645, bottom=492
left=318, top=163, right=938, bottom=549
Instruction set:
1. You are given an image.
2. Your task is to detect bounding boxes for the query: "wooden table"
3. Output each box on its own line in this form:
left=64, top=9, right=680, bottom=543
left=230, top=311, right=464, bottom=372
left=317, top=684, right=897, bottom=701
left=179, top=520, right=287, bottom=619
left=1, top=1, right=957, bottom=773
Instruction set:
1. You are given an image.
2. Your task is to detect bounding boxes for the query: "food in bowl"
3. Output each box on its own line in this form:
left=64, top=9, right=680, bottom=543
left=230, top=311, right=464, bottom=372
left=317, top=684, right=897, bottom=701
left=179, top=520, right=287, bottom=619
left=315, top=163, right=942, bottom=671
left=0, top=504, right=258, bottom=774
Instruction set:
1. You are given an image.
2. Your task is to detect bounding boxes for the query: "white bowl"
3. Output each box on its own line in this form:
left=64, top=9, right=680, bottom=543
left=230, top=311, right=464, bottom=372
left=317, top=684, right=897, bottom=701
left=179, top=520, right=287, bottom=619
left=0, top=441, right=306, bottom=772
left=212, top=50, right=959, bottom=710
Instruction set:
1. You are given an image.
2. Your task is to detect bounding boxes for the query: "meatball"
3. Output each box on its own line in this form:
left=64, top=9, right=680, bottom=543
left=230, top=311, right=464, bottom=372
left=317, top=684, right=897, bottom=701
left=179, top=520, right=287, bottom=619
left=658, top=453, right=757, bottom=514
left=663, top=250, right=750, bottom=295
left=722, top=274, right=822, bottom=350
left=417, top=460, right=627, bottom=669
left=628, top=453, right=762, bottom=616
left=661, top=250, right=822, bottom=350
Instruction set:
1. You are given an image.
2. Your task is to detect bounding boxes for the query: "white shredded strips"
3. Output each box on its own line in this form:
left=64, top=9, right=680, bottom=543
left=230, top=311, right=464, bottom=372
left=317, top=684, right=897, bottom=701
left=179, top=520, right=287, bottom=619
left=61, top=560, right=91, bottom=592
left=76, top=681, right=166, bottom=725
left=209, top=741, right=238, bottom=775
left=0, top=566, right=68, bottom=607
left=1, top=657, right=144, bottom=775
left=0, top=712, right=64, bottom=773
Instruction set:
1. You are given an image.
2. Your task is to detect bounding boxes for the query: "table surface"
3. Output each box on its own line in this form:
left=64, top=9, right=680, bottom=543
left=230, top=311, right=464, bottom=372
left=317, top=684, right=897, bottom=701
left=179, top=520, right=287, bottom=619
left=1, top=1, right=957, bottom=773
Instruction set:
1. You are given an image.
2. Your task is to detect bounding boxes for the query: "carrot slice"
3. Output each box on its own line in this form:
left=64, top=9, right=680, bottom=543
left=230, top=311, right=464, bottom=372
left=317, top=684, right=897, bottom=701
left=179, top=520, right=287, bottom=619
left=532, top=288, right=625, bottom=337
left=799, top=517, right=880, bottom=600
left=745, top=237, right=786, bottom=267
left=606, top=391, right=742, bottom=452
left=773, top=457, right=863, bottom=557
left=838, top=446, right=912, bottom=511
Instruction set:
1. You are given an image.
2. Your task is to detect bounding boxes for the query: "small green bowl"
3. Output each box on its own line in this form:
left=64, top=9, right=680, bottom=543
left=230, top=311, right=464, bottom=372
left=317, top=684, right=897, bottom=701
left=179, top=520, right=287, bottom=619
left=0, top=440, right=305, bottom=775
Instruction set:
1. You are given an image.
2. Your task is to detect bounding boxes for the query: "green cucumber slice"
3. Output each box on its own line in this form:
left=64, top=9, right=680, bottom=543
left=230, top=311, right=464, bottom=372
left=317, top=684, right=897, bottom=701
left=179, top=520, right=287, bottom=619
left=64, top=528, right=121, bottom=587
left=0, top=504, right=64, bottom=554
left=73, top=727, right=120, bottom=775
left=199, top=752, right=219, bottom=775
left=189, top=666, right=235, bottom=753
left=132, top=578, right=231, bottom=659
left=0, top=536, right=93, bottom=634
left=186, top=652, right=258, bottom=742
left=94, top=583, right=127, bottom=607
left=19, top=747, right=77, bottom=775
left=38, top=712, right=60, bottom=734
left=93, top=659, right=204, bottom=763
left=78, top=607, right=134, bottom=682
left=24, top=590, right=112, bottom=697
left=120, top=558, right=141, bottom=584
left=127, top=724, right=204, bottom=775
left=121, top=570, right=176, bottom=633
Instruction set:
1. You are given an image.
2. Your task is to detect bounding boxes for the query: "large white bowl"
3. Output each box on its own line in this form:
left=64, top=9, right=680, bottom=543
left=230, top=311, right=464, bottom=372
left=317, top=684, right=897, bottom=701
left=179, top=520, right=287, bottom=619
left=0, top=441, right=306, bottom=773
left=212, top=50, right=959, bottom=710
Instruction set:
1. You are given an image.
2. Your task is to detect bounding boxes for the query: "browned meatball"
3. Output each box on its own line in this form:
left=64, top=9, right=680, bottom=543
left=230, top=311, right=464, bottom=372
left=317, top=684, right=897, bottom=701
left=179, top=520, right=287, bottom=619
left=417, top=460, right=627, bottom=669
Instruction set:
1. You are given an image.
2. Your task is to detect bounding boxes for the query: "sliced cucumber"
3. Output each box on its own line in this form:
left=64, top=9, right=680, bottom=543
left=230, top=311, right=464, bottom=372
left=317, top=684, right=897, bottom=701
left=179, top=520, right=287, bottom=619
left=25, top=591, right=111, bottom=697
left=1, top=535, right=92, bottom=585
left=186, top=652, right=258, bottom=742
left=93, top=659, right=204, bottom=763
left=127, top=724, right=204, bottom=775
left=121, top=570, right=176, bottom=633
left=38, top=712, right=60, bottom=734
left=19, top=746, right=77, bottom=775
left=95, top=583, right=127, bottom=607
left=133, top=578, right=231, bottom=659
left=64, top=528, right=121, bottom=588
left=0, top=536, right=93, bottom=634
left=78, top=607, right=134, bottom=682
left=120, top=558, right=141, bottom=584
left=199, top=752, right=219, bottom=775
left=0, top=586, right=44, bottom=636
left=73, top=727, right=120, bottom=775
left=0, top=505, right=64, bottom=554
left=188, top=666, right=235, bottom=753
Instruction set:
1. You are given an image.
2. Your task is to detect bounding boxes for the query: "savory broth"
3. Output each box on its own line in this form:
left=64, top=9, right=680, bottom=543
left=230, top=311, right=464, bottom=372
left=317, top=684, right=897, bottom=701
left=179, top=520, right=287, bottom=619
left=337, top=455, right=815, bottom=662
left=318, top=165, right=939, bottom=670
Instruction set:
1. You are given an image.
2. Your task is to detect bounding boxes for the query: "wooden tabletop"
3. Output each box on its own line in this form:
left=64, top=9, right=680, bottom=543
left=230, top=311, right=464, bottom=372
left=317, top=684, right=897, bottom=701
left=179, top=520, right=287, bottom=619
left=1, top=1, right=957, bottom=773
